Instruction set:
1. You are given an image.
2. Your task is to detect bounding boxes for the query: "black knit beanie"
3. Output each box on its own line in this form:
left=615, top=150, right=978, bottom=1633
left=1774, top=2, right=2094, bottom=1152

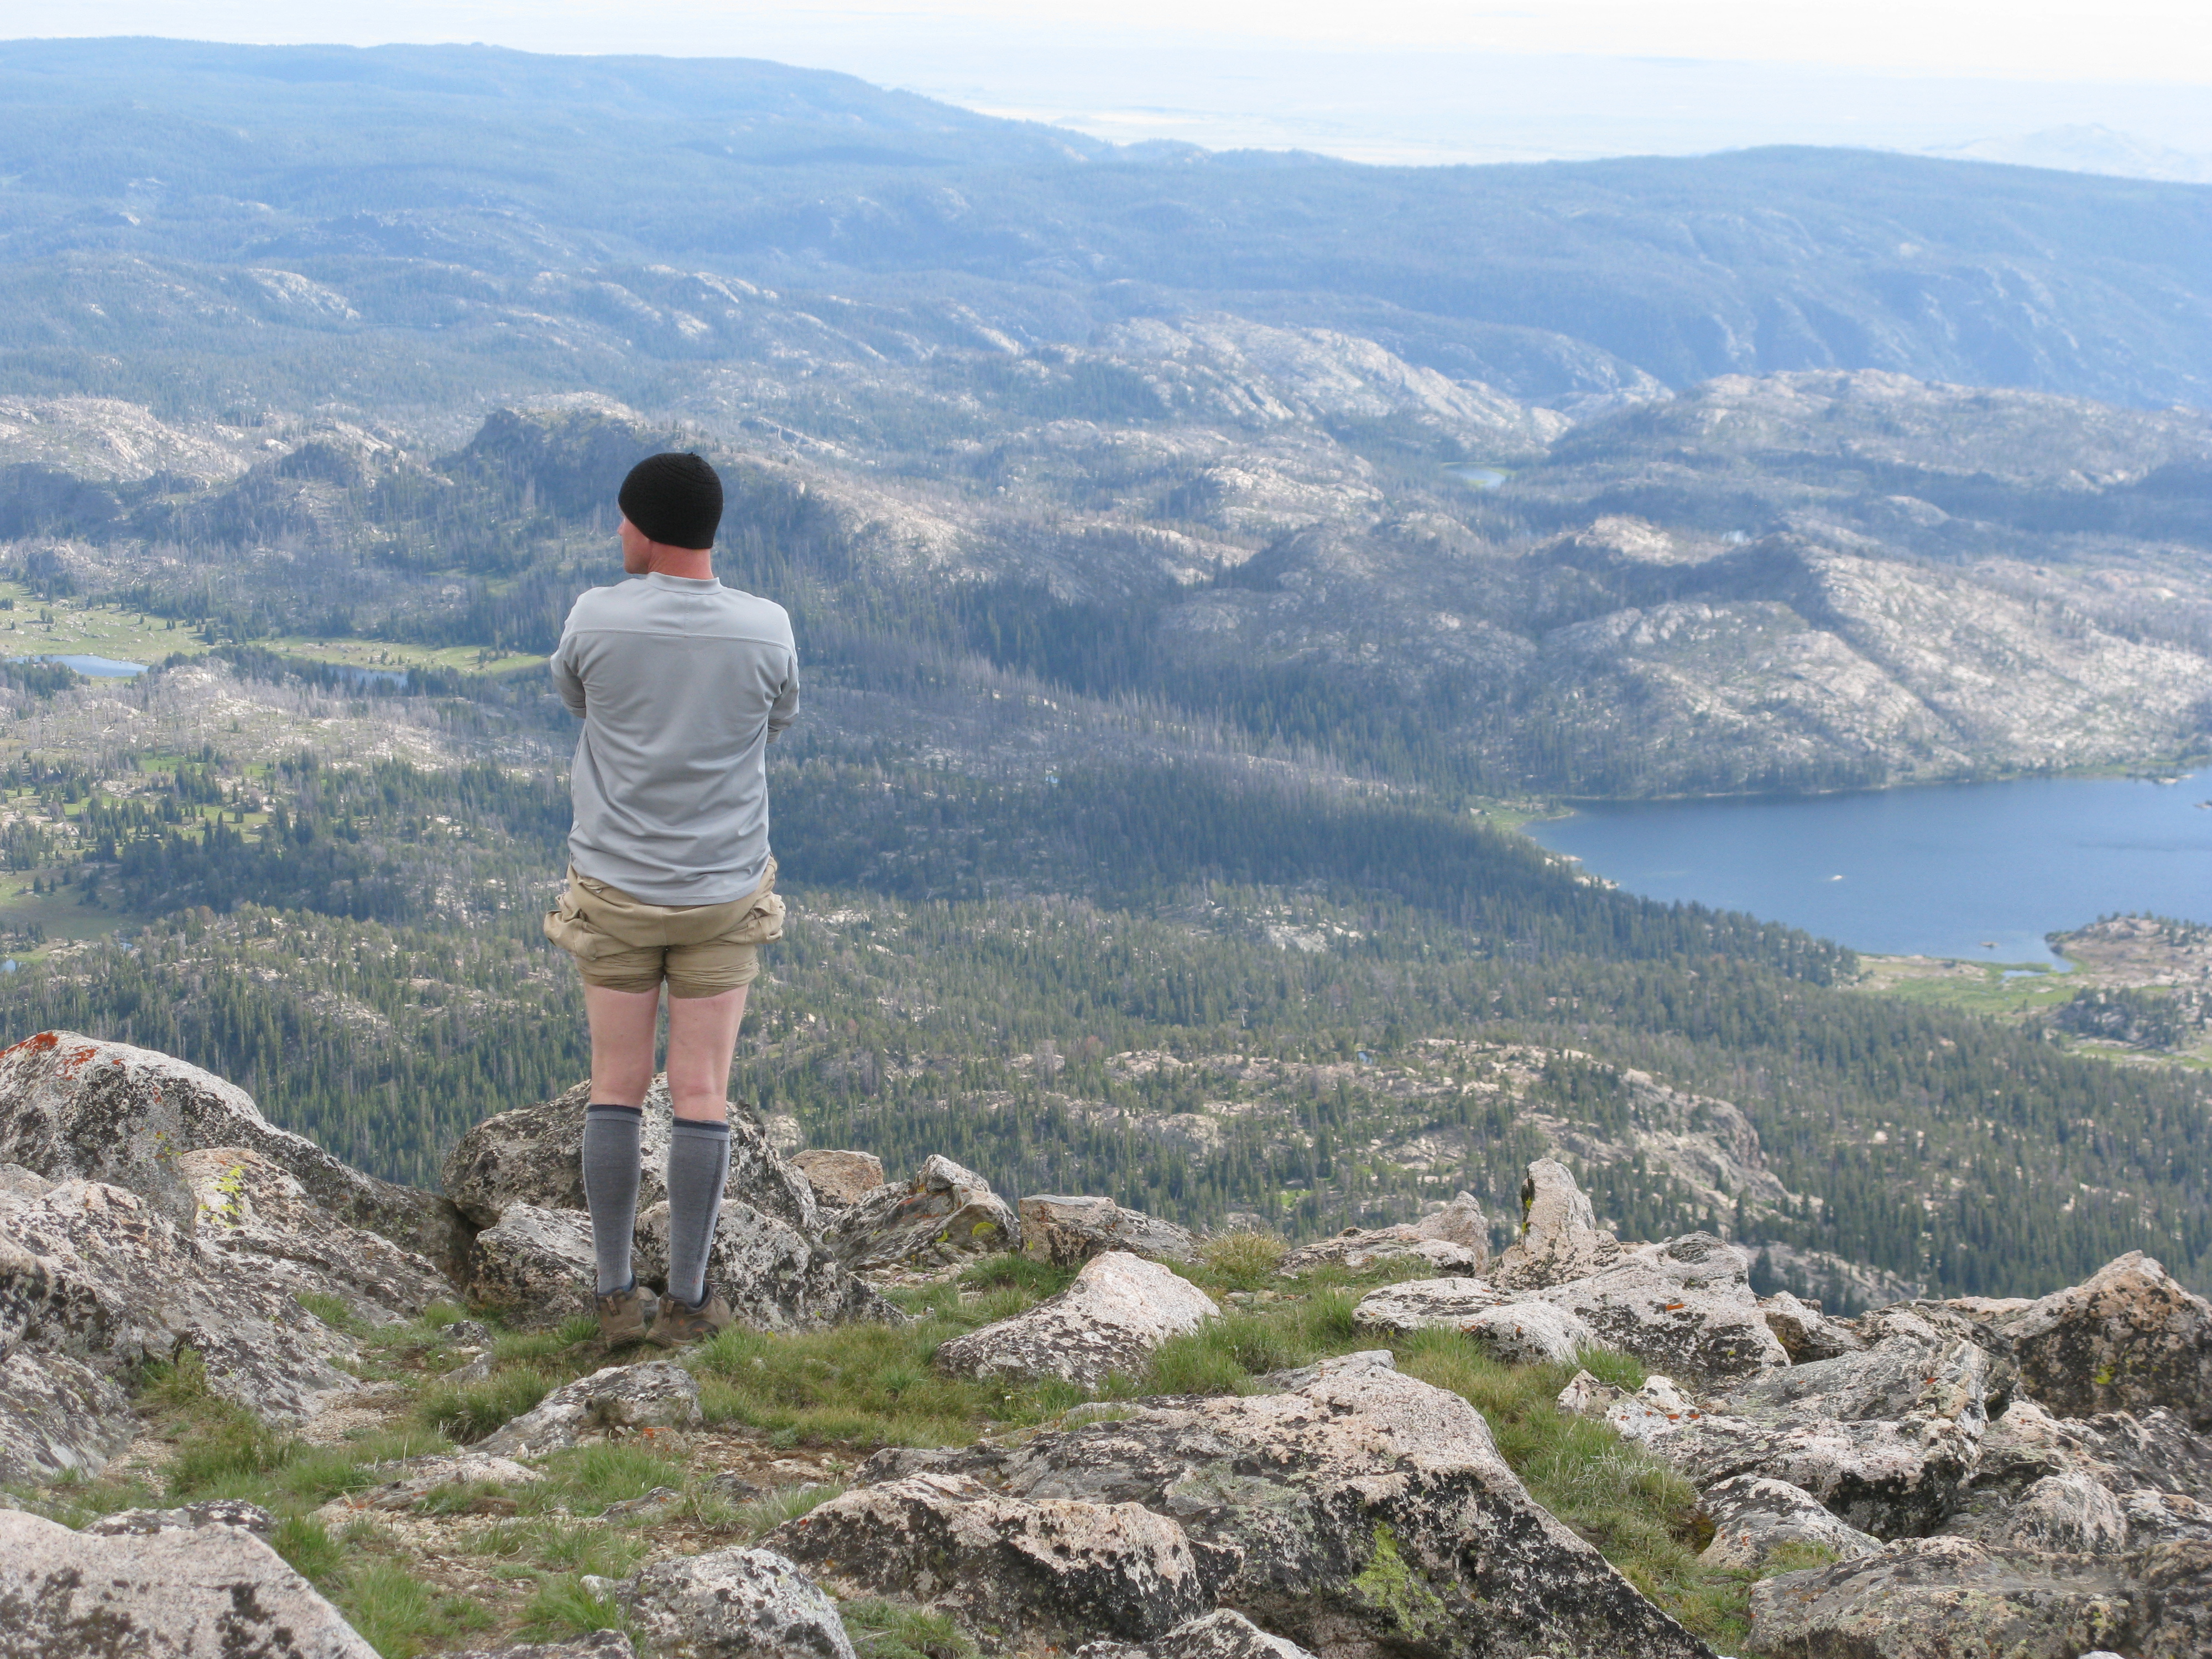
left=618, top=452, right=722, bottom=550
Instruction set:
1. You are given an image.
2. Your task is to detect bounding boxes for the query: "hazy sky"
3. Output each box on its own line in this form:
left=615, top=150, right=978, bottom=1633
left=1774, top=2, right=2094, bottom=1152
left=6, top=1, right=2212, bottom=168
left=4, top=0, right=2208, bottom=81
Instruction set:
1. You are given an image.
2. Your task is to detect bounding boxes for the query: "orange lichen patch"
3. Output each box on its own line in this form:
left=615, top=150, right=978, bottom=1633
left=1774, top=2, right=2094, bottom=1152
left=2, top=1030, right=62, bottom=1056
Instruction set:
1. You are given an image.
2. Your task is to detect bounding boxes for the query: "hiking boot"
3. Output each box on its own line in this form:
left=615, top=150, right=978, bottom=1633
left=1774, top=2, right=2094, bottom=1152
left=651, top=1287, right=734, bottom=1348
left=595, top=1281, right=656, bottom=1348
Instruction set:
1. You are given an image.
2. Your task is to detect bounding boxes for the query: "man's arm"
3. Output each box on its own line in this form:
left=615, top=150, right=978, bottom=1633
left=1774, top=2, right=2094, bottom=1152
left=549, top=614, right=588, bottom=719
left=766, top=648, right=800, bottom=743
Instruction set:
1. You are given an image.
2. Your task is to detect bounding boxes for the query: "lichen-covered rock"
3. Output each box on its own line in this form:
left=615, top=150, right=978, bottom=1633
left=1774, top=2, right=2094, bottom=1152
left=0, top=1031, right=467, bottom=1277
left=1746, top=1537, right=2140, bottom=1659
left=827, top=1154, right=1019, bottom=1274
left=0, top=1345, right=135, bottom=1485
left=1020, top=1194, right=1197, bottom=1267
left=442, top=1076, right=817, bottom=1237
left=614, top=1546, right=853, bottom=1659
left=1696, top=1474, right=1881, bottom=1572
left=1984, top=1472, right=2132, bottom=1555
left=1076, top=1609, right=1319, bottom=1659
left=180, top=1146, right=453, bottom=1324
left=467, top=1202, right=597, bottom=1326
left=1350, top=1275, right=1504, bottom=1336
left=1558, top=1372, right=1709, bottom=1444
left=1529, top=1232, right=1788, bottom=1386
left=1460, top=1301, right=1594, bottom=1366
left=855, top=1350, right=1714, bottom=1659
left=1276, top=1192, right=1489, bottom=1277
left=935, top=1250, right=1218, bottom=1388
left=791, top=1150, right=886, bottom=1209
left=83, top=1499, right=276, bottom=1536
left=446, top=1635, right=635, bottom=1658
left=475, top=1360, right=701, bottom=1456
left=1648, top=1340, right=1995, bottom=1538
left=0, top=1178, right=354, bottom=1481
left=2000, top=1253, right=2212, bottom=1427
left=2132, top=1538, right=2212, bottom=1658
left=1490, top=1159, right=1623, bottom=1289
left=1762, top=1290, right=1866, bottom=1363
left=0, top=1507, right=379, bottom=1656
left=769, top=1470, right=1209, bottom=1650
left=634, top=1199, right=901, bottom=1332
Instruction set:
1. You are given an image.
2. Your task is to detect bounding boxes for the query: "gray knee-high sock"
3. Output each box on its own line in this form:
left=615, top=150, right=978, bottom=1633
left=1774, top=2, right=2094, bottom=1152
left=581, top=1103, right=643, bottom=1296
left=665, top=1116, right=731, bottom=1310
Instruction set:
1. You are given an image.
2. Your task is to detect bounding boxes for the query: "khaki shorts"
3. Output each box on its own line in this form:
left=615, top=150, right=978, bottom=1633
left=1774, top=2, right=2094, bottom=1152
left=542, top=858, right=784, bottom=999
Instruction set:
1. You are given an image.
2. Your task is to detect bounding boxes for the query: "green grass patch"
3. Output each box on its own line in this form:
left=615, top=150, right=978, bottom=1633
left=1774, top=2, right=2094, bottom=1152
left=414, top=1367, right=556, bottom=1443
left=843, top=1597, right=979, bottom=1659
left=515, top=1575, right=632, bottom=1646
left=521, top=1443, right=691, bottom=1517
left=296, top=1291, right=371, bottom=1336
left=730, top=1481, right=845, bottom=1541
left=688, top=1271, right=1092, bottom=1447
left=473, top=1516, right=648, bottom=1579
left=335, top=1557, right=495, bottom=1658
left=1189, top=1229, right=1288, bottom=1293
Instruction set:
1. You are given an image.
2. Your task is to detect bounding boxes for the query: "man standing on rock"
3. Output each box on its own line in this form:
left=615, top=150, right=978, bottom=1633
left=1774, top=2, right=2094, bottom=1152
left=544, top=452, right=797, bottom=1348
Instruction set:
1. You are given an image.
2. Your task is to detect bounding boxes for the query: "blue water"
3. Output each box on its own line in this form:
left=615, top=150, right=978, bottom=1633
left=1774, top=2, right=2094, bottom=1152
left=1525, top=770, right=2212, bottom=961
left=31, top=654, right=147, bottom=677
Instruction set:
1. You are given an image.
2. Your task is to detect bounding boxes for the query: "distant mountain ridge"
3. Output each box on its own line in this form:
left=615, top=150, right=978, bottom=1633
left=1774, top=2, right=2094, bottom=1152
left=2, top=38, right=2211, bottom=414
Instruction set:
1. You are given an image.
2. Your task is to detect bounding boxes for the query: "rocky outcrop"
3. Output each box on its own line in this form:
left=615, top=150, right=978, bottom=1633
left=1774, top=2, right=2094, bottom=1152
left=1275, top=1192, right=1489, bottom=1277
left=1695, top=1474, right=1881, bottom=1572
left=1020, top=1194, right=1197, bottom=1267
left=770, top=1471, right=1212, bottom=1650
left=0, top=1507, right=378, bottom=1657
left=466, top=1202, right=598, bottom=1326
left=791, top=1150, right=886, bottom=1209
left=614, top=1546, right=854, bottom=1659
left=179, top=1146, right=450, bottom=1326
left=1489, top=1159, right=1623, bottom=1290
left=326, top=1452, right=542, bottom=1516
left=2000, top=1253, right=2212, bottom=1427
left=634, top=1198, right=902, bottom=1332
left=448, top=1636, right=634, bottom=1659
left=1077, top=1610, right=1319, bottom=1659
left=1761, top=1290, right=1866, bottom=1363
left=442, top=1076, right=818, bottom=1237
left=858, top=1350, right=1713, bottom=1659
left=1747, top=1537, right=2139, bottom=1659
left=1648, top=1339, right=1995, bottom=1538
left=1530, top=1233, right=1786, bottom=1387
left=935, top=1251, right=1218, bottom=1387
left=0, top=1030, right=467, bottom=1277
left=1353, top=1227, right=1783, bottom=1386
left=0, top=1177, right=357, bottom=1481
left=474, top=1361, right=701, bottom=1457
left=84, top=1498, right=277, bottom=1537
left=826, top=1154, right=1019, bottom=1274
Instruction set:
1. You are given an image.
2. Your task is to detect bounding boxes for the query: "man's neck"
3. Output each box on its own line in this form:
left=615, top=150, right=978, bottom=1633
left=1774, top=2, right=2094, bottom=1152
left=644, top=548, right=715, bottom=581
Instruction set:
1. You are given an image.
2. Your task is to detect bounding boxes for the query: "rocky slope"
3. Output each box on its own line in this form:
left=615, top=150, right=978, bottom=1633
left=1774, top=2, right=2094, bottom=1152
left=4, top=1034, right=2211, bottom=1657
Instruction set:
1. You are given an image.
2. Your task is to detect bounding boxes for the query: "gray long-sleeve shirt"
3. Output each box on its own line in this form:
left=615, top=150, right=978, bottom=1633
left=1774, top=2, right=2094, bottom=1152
left=551, top=572, right=799, bottom=905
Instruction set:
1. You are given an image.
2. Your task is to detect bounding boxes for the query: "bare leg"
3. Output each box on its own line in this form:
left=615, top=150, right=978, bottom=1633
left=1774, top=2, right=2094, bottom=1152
left=585, top=983, right=661, bottom=1106
left=664, top=985, right=749, bottom=1123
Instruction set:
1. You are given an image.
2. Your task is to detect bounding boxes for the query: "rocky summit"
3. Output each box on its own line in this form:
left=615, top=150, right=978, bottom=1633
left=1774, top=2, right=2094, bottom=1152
left=2, top=1032, right=2210, bottom=1656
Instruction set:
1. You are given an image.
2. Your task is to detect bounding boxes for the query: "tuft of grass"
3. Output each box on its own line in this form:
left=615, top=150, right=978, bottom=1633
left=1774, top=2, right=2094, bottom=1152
left=1575, top=1347, right=1648, bottom=1391
left=473, top=1516, right=647, bottom=1579
left=556, top=1313, right=604, bottom=1347
left=522, top=1443, right=690, bottom=1518
left=1144, top=1296, right=1355, bottom=1396
left=335, top=1557, right=494, bottom=1658
left=1192, top=1230, right=1287, bottom=1293
left=956, top=1255, right=1076, bottom=1298
left=270, top=1514, right=345, bottom=1587
left=296, top=1291, right=371, bottom=1337
left=732, top=1481, right=844, bottom=1541
left=516, top=1575, right=631, bottom=1646
left=414, top=1367, right=555, bottom=1443
left=843, top=1597, right=979, bottom=1659
left=689, top=1306, right=1086, bottom=1447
